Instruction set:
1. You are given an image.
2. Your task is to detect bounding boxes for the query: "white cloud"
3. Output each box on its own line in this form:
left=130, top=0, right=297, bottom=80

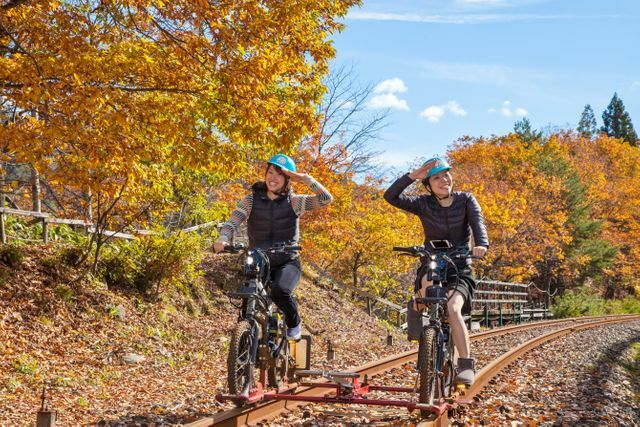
left=374, top=78, right=408, bottom=94
left=348, top=10, right=576, bottom=24
left=368, top=93, right=410, bottom=111
left=632, top=81, right=640, bottom=91
left=368, top=78, right=410, bottom=110
left=446, top=101, right=468, bottom=117
left=488, top=100, right=528, bottom=117
left=420, top=106, right=445, bottom=123
left=420, top=61, right=511, bottom=86
left=419, top=101, right=467, bottom=123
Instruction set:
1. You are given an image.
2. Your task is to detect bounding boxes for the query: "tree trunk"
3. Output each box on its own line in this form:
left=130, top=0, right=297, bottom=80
left=31, top=168, right=41, bottom=213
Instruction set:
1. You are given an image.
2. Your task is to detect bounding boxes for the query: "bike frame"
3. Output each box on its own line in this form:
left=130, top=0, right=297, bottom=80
left=394, top=241, right=471, bottom=403
left=225, top=243, right=299, bottom=394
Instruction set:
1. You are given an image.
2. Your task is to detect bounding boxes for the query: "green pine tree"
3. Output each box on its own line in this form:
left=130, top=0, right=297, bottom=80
left=577, top=104, right=597, bottom=138
left=513, top=117, right=542, bottom=145
left=536, top=152, right=618, bottom=293
left=601, top=93, right=638, bottom=146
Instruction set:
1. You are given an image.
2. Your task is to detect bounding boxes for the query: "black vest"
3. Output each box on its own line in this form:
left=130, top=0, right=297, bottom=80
left=247, top=183, right=299, bottom=250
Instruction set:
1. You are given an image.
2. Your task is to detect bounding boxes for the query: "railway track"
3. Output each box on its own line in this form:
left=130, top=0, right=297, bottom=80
left=187, top=314, right=640, bottom=427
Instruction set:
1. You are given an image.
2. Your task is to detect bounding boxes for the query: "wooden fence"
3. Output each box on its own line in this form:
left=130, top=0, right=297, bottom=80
left=307, top=261, right=551, bottom=330
left=0, top=206, right=218, bottom=244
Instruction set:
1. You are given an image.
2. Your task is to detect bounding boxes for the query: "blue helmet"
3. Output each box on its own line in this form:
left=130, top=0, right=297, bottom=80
left=423, top=157, right=451, bottom=178
left=268, top=154, right=296, bottom=172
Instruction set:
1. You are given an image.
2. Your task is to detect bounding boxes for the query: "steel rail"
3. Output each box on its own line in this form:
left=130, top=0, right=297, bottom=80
left=186, top=314, right=640, bottom=427
left=419, top=314, right=640, bottom=427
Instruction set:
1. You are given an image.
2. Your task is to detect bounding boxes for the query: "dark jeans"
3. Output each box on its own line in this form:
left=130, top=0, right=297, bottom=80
left=268, top=255, right=302, bottom=328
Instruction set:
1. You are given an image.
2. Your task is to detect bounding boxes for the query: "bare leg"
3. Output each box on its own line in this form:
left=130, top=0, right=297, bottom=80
left=414, top=276, right=471, bottom=357
left=412, top=274, right=432, bottom=311
left=447, top=290, right=470, bottom=358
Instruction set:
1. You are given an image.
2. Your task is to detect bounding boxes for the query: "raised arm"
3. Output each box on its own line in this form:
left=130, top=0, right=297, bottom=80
left=383, top=173, right=423, bottom=215
left=290, top=175, right=333, bottom=216
left=218, top=194, right=253, bottom=245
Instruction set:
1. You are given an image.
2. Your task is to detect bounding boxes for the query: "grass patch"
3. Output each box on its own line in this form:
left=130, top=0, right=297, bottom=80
left=551, top=287, right=640, bottom=318
left=12, top=354, right=39, bottom=377
left=54, top=284, right=74, bottom=302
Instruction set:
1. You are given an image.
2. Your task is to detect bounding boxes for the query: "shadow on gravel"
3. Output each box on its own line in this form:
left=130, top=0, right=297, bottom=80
left=555, top=332, right=640, bottom=426
left=95, top=411, right=218, bottom=426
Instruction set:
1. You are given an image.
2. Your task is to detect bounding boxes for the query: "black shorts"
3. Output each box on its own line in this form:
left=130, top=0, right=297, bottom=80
left=414, top=263, right=476, bottom=316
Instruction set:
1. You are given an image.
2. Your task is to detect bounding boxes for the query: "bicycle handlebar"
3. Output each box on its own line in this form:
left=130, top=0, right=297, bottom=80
left=222, top=243, right=247, bottom=253
left=267, top=244, right=302, bottom=253
left=392, top=245, right=479, bottom=260
left=221, top=243, right=302, bottom=254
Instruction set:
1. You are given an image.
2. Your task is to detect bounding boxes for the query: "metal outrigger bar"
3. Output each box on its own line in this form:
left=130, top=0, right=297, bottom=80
left=259, top=369, right=453, bottom=415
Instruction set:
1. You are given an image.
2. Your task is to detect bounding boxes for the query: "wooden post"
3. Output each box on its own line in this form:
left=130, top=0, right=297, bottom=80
left=396, top=310, right=401, bottom=328
left=366, top=297, right=372, bottom=316
left=386, top=333, right=394, bottom=346
left=483, top=304, right=489, bottom=328
left=36, top=386, right=56, bottom=427
left=36, top=411, right=56, bottom=427
left=326, top=340, right=335, bottom=361
left=42, top=218, right=48, bottom=243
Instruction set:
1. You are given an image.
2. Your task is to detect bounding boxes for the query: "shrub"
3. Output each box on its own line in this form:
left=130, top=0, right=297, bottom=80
left=99, top=231, right=205, bottom=295
left=59, top=245, right=85, bottom=266
left=54, top=284, right=74, bottom=302
left=552, top=287, right=640, bottom=317
left=0, top=244, right=25, bottom=269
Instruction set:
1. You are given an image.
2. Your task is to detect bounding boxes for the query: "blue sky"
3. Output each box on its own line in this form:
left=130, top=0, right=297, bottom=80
left=329, top=0, right=640, bottom=169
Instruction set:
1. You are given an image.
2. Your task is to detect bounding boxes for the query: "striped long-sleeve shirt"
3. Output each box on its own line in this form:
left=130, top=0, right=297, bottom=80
left=219, top=175, right=333, bottom=243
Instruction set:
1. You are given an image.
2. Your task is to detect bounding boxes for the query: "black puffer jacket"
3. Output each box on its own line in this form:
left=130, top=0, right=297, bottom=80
left=384, top=174, right=489, bottom=249
left=247, top=183, right=299, bottom=250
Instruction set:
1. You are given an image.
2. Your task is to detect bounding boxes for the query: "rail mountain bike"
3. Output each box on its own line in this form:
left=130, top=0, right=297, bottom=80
left=221, top=242, right=302, bottom=406
left=393, top=240, right=473, bottom=417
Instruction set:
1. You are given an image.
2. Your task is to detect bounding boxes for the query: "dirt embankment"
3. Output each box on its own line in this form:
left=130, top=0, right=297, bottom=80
left=0, top=246, right=411, bottom=426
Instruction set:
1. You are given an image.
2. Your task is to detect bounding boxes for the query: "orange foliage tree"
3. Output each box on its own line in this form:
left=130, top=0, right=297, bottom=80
left=450, top=132, right=638, bottom=297
left=0, top=0, right=359, bottom=267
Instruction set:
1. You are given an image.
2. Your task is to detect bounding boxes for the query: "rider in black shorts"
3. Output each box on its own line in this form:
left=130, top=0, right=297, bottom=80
left=384, top=156, right=489, bottom=386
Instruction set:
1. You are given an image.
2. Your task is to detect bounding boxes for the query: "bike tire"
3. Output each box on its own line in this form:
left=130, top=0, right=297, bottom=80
left=440, top=339, right=458, bottom=398
left=227, top=320, right=255, bottom=406
left=418, top=327, right=438, bottom=418
left=267, top=337, right=290, bottom=387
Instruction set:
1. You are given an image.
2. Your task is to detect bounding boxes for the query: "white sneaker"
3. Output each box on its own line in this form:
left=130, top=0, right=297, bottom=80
left=286, top=323, right=302, bottom=341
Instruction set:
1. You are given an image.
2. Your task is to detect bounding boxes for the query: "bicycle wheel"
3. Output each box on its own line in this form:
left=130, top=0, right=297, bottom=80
left=418, top=327, right=439, bottom=417
left=227, top=320, right=255, bottom=406
left=267, top=337, right=290, bottom=387
left=440, top=338, right=458, bottom=398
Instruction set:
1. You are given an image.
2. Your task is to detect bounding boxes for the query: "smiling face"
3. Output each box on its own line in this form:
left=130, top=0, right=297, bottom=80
left=265, top=164, right=287, bottom=194
left=427, top=169, right=453, bottom=198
